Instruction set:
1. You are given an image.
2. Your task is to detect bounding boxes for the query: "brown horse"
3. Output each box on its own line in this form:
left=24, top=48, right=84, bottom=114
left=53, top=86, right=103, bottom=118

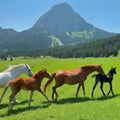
left=44, top=65, right=105, bottom=100
left=2, top=68, right=51, bottom=111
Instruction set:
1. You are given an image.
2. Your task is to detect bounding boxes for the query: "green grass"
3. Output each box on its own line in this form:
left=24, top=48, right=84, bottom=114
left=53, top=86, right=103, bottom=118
left=0, top=57, right=120, bottom=120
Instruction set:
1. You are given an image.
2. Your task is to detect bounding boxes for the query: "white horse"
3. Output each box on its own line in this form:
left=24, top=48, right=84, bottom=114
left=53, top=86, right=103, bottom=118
left=0, top=64, right=33, bottom=103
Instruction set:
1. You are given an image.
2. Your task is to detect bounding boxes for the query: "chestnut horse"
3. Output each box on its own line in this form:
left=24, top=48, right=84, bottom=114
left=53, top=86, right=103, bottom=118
left=0, top=64, right=33, bottom=103
left=44, top=65, right=104, bottom=100
left=2, top=69, right=51, bottom=111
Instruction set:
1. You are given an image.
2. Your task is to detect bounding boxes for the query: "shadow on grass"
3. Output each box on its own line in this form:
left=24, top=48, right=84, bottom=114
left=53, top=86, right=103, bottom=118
left=0, top=99, right=31, bottom=109
left=0, top=100, right=51, bottom=117
left=92, top=94, right=120, bottom=101
left=50, top=96, right=92, bottom=104
left=0, top=103, right=8, bottom=109
left=0, top=100, right=30, bottom=109
left=1, top=94, right=120, bottom=117
left=46, top=94, right=120, bottom=104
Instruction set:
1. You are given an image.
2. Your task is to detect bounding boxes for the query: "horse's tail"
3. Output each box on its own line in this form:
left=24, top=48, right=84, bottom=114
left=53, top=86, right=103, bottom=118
left=44, top=72, right=56, bottom=93
left=91, top=74, right=97, bottom=78
left=5, top=81, right=10, bottom=89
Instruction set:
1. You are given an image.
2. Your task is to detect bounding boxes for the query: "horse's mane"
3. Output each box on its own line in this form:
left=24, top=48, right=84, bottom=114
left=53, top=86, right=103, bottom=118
left=32, top=69, right=46, bottom=78
left=4, top=64, right=25, bottom=72
left=81, top=64, right=100, bottom=69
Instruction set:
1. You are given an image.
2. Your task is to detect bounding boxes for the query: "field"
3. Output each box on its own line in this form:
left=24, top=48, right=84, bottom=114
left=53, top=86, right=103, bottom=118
left=0, top=57, right=120, bottom=120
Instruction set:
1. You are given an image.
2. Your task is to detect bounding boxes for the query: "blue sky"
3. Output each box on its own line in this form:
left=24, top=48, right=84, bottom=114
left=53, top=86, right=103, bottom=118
left=0, top=0, right=120, bottom=33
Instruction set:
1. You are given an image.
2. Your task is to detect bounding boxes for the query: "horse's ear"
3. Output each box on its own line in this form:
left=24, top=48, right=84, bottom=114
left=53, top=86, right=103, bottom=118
left=111, top=67, right=114, bottom=69
left=43, top=68, right=47, bottom=71
left=25, top=64, right=28, bottom=67
left=114, top=67, right=116, bottom=69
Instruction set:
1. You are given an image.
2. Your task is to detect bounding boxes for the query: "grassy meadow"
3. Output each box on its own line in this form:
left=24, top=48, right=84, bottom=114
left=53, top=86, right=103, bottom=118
left=0, top=57, right=120, bottom=120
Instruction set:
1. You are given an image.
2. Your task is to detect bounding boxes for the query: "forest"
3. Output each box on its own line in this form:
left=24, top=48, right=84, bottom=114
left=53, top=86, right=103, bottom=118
left=40, top=34, right=120, bottom=58
left=1, top=34, right=120, bottom=58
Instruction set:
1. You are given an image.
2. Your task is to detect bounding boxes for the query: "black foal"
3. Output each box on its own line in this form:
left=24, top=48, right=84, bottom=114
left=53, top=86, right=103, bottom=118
left=91, top=67, right=116, bottom=98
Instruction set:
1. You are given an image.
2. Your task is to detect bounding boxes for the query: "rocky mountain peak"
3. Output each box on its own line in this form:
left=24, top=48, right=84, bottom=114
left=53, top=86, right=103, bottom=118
left=33, top=3, right=93, bottom=35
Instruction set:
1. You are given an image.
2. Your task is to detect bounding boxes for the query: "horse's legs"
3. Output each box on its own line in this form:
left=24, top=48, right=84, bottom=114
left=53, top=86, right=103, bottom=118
left=13, top=97, right=19, bottom=104
left=28, top=91, right=34, bottom=107
left=110, top=82, right=114, bottom=95
left=76, top=83, right=81, bottom=97
left=107, top=82, right=114, bottom=96
left=0, top=87, right=8, bottom=103
left=8, top=87, right=21, bottom=111
left=76, top=83, right=85, bottom=97
left=82, top=83, right=85, bottom=96
left=38, top=88, right=50, bottom=101
left=52, top=81, right=64, bottom=101
left=100, top=82, right=106, bottom=96
left=91, top=79, right=99, bottom=98
left=52, top=86, right=55, bottom=100
left=52, top=86, right=59, bottom=101
left=8, top=92, right=17, bottom=111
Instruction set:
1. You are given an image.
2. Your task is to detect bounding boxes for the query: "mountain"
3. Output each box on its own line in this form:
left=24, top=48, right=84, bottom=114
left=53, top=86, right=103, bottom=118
left=0, top=27, right=18, bottom=41
left=0, top=27, right=18, bottom=54
left=0, top=28, right=53, bottom=56
left=33, top=3, right=93, bottom=35
left=0, top=3, right=117, bottom=57
left=32, top=3, right=116, bottom=45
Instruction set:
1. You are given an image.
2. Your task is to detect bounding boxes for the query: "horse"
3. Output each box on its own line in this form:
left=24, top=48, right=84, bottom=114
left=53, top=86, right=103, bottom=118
left=43, top=64, right=105, bottom=101
left=3, top=68, right=51, bottom=111
left=0, top=64, right=33, bottom=103
left=91, top=67, right=116, bottom=98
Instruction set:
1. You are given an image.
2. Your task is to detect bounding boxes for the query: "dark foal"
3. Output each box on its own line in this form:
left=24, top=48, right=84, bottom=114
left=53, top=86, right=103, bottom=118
left=91, top=67, right=116, bottom=98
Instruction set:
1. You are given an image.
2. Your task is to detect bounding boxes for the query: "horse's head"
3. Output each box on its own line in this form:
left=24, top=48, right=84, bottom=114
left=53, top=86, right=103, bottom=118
left=39, top=69, right=51, bottom=79
left=23, top=64, right=33, bottom=77
left=110, top=67, right=116, bottom=75
left=96, top=64, right=105, bottom=75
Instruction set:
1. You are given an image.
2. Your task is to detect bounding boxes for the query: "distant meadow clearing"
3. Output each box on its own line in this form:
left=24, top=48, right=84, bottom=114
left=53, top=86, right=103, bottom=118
left=0, top=57, right=120, bottom=120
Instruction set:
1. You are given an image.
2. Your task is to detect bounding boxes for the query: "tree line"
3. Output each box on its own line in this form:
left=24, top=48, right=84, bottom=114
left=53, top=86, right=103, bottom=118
left=1, top=34, right=120, bottom=58
left=41, top=35, right=120, bottom=58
